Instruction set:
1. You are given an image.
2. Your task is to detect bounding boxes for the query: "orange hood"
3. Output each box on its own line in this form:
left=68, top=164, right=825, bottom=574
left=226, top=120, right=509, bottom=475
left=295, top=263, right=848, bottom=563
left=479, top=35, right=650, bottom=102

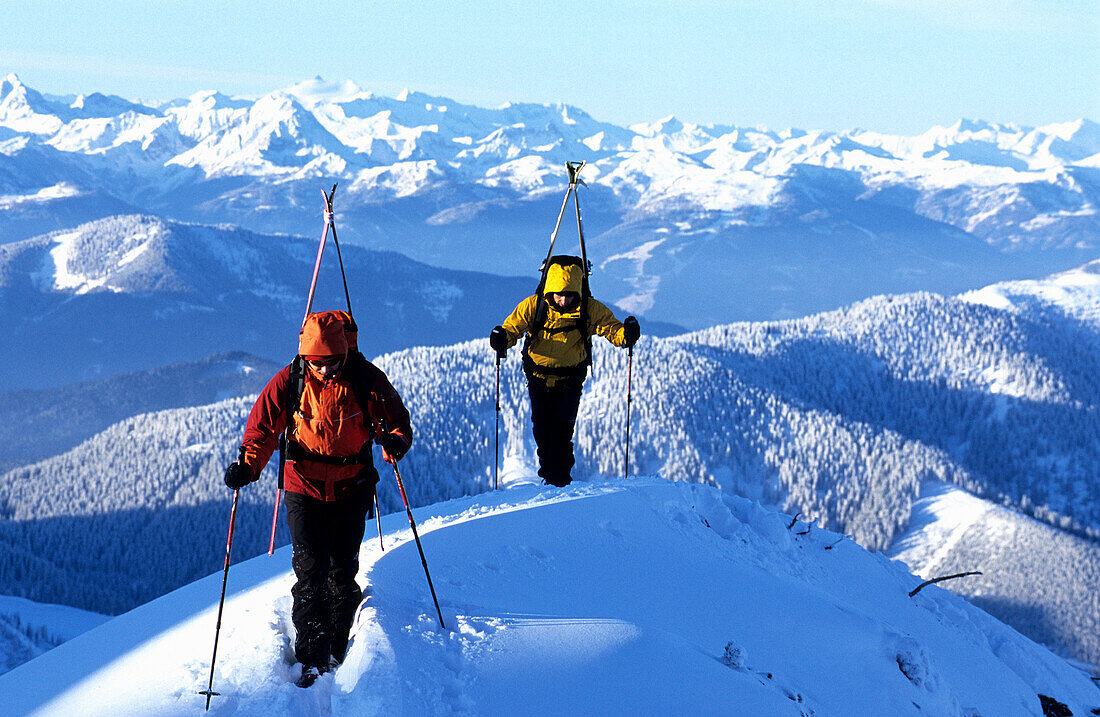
left=299, top=311, right=349, bottom=357
left=332, top=310, right=358, bottom=351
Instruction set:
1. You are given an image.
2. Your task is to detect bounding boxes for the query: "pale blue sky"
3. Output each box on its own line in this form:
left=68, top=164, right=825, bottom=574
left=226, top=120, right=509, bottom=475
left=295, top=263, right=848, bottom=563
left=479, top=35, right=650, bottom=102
left=2, top=0, right=1096, bottom=134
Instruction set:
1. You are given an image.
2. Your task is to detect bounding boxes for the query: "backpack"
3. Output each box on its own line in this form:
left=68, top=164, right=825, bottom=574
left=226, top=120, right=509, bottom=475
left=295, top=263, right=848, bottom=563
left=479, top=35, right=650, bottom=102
left=521, top=254, right=594, bottom=378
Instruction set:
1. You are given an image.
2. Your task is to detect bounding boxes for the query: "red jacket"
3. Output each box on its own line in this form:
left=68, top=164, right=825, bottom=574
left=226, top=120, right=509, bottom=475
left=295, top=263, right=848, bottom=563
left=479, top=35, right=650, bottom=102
left=240, top=358, right=412, bottom=501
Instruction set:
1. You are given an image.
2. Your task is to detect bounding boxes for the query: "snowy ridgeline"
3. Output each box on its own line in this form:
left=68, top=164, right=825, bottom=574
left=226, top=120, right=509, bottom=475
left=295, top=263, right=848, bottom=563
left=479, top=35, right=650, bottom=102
left=1, top=480, right=1097, bottom=717
left=1, top=289, right=1099, bottom=665
left=2, top=75, right=1099, bottom=332
left=889, top=483, right=1100, bottom=673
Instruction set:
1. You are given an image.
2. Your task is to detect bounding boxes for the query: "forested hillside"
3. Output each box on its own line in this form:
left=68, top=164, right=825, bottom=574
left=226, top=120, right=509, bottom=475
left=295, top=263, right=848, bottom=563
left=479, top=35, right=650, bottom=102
left=0, top=352, right=280, bottom=473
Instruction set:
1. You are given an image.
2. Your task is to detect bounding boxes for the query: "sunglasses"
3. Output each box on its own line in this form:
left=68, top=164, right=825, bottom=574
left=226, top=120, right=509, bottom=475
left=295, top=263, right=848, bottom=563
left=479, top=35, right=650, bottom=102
left=305, top=356, right=343, bottom=369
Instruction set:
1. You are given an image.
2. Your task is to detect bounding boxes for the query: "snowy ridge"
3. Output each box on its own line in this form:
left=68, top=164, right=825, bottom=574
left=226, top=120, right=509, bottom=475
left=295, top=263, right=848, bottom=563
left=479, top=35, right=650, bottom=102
left=0, top=596, right=106, bottom=675
left=1, top=74, right=1098, bottom=326
left=0, top=213, right=681, bottom=391
left=1, top=480, right=1096, bottom=716
left=889, top=483, right=1100, bottom=670
left=4, top=73, right=1095, bottom=213
left=961, top=258, right=1100, bottom=328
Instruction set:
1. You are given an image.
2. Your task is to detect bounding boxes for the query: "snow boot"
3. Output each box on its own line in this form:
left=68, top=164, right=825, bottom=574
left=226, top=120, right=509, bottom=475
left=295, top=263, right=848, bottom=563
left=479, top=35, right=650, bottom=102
left=295, top=655, right=341, bottom=688
left=295, top=664, right=327, bottom=689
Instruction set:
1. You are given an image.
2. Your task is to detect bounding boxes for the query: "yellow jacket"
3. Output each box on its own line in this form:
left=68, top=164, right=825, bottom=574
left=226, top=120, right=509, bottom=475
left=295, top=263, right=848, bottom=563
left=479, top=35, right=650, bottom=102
left=500, top=262, right=628, bottom=380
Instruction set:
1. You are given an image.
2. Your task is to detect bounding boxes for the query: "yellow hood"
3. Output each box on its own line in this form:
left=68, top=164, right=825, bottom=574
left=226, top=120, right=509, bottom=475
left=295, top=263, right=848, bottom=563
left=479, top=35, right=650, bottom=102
left=544, top=262, right=583, bottom=295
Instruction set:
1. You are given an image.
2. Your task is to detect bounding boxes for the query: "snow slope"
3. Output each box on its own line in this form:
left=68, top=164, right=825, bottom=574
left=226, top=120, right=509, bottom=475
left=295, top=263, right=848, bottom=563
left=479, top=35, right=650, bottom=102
left=889, top=483, right=1100, bottom=671
left=1, top=479, right=1095, bottom=717
left=0, top=596, right=106, bottom=675
left=962, top=258, right=1100, bottom=329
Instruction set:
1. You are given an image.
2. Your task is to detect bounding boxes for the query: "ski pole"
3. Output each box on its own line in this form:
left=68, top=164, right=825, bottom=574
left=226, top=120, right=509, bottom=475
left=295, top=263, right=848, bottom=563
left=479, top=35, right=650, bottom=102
left=388, top=456, right=446, bottom=629
left=268, top=493, right=280, bottom=556
left=494, top=354, right=502, bottom=490
left=199, top=487, right=240, bottom=710
left=624, top=344, right=634, bottom=480
left=268, top=434, right=287, bottom=556
left=374, top=492, right=385, bottom=551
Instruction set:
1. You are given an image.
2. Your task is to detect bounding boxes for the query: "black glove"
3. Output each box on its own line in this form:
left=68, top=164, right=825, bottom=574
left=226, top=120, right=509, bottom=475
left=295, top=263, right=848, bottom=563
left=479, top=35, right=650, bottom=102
left=623, top=316, right=640, bottom=348
left=377, top=432, right=409, bottom=462
left=489, top=326, right=509, bottom=359
left=224, top=461, right=255, bottom=490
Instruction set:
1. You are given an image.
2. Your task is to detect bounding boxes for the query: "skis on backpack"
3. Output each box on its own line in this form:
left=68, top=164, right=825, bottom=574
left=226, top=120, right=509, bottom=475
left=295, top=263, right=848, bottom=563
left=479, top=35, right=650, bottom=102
left=541, top=160, right=590, bottom=274
left=268, top=184, right=361, bottom=556
left=515, top=162, right=637, bottom=482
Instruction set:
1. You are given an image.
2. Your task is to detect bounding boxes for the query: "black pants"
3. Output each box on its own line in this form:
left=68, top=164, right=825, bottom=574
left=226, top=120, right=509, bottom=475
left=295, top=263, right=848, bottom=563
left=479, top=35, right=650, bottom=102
left=527, top=374, right=585, bottom=486
left=284, top=484, right=373, bottom=667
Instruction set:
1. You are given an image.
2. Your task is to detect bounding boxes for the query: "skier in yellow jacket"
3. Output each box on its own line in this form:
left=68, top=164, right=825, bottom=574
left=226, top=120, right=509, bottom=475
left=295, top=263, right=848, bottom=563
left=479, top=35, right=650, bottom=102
left=490, top=256, right=639, bottom=486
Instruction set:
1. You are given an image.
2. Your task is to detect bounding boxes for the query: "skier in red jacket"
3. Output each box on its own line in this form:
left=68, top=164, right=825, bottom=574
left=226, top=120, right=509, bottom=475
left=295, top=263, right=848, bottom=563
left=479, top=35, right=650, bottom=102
left=224, top=310, right=412, bottom=686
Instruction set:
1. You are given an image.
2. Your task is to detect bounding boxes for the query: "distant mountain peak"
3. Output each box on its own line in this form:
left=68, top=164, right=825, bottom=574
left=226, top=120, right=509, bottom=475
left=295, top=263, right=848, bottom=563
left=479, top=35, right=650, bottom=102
left=69, top=92, right=160, bottom=118
left=284, top=77, right=371, bottom=105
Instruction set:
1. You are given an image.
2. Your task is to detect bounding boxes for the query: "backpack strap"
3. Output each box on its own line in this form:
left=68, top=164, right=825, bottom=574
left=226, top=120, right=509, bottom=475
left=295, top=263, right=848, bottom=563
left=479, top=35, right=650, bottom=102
left=538, top=320, right=584, bottom=336
left=284, top=438, right=372, bottom=465
left=341, top=351, right=378, bottom=432
left=285, top=356, right=307, bottom=439
left=277, top=356, right=308, bottom=489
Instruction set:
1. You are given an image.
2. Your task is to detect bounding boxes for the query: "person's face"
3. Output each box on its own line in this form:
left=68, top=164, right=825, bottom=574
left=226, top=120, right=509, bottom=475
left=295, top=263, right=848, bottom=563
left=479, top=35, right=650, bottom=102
left=551, top=292, right=579, bottom=310
left=306, top=355, right=344, bottom=378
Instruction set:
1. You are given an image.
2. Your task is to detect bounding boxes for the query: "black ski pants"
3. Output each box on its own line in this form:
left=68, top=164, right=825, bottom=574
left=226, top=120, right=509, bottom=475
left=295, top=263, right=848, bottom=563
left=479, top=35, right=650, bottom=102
left=284, top=484, right=372, bottom=668
left=527, top=373, right=585, bottom=487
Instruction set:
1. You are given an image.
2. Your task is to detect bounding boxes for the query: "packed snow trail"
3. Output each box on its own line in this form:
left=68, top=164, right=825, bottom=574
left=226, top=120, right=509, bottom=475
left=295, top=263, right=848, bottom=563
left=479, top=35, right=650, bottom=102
left=2, top=479, right=1096, bottom=716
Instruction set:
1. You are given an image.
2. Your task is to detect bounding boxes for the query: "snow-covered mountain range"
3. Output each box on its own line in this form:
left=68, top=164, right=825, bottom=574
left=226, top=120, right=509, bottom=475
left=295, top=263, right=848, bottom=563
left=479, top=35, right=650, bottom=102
left=3, top=262, right=1098, bottom=674
left=2, top=74, right=1097, bottom=325
left=1, top=480, right=1097, bottom=717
